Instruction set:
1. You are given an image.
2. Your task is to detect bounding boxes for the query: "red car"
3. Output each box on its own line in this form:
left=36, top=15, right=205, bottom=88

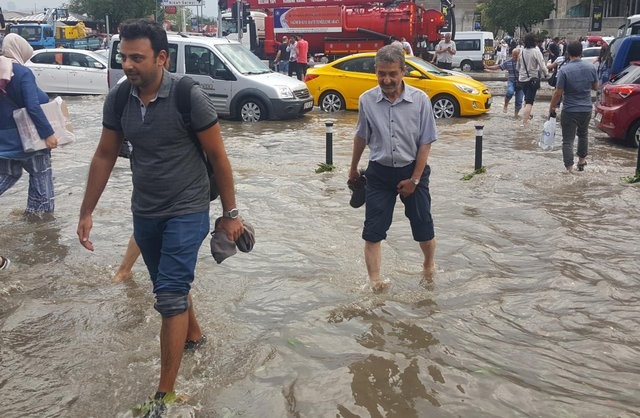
left=595, top=61, right=640, bottom=147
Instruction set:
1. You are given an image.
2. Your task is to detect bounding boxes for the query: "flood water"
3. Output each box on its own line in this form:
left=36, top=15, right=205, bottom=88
left=1, top=94, right=640, bottom=418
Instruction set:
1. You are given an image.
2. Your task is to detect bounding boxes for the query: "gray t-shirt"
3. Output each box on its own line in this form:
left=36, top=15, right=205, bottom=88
left=103, top=71, right=218, bottom=218
left=556, top=59, right=597, bottom=113
left=355, top=83, right=437, bottom=168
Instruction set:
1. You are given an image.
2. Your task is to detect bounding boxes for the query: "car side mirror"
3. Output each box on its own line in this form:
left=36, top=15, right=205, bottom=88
left=407, top=70, right=423, bottom=78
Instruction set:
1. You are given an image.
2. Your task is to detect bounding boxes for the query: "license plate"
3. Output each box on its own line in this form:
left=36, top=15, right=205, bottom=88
left=303, top=100, right=313, bottom=109
left=594, top=112, right=602, bottom=123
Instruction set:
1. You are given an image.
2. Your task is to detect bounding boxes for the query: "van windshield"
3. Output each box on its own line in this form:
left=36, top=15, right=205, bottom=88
left=216, top=44, right=270, bottom=74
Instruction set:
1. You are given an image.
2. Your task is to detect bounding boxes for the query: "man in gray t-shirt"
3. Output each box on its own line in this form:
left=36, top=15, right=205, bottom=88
left=77, top=19, right=244, bottom=411
left=549, top=41, right=598, bottom=171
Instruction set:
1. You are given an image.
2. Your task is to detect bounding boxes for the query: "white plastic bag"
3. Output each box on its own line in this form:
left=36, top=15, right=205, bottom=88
left=13, top=96, right=75, bottom=152
left=539, top=117, right=556, bottom=151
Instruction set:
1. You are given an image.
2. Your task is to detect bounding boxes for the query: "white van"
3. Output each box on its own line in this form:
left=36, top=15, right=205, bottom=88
left=451, top=31, right=495, bottom=72
left=108, top=34, right=313, bottom=122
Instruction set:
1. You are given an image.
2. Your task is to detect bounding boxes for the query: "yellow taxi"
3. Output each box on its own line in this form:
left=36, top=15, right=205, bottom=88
left=304, top=52, right=492, bottom=118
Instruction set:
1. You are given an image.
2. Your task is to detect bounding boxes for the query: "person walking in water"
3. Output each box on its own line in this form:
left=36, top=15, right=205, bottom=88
left=484, top=48, right=524, bottom=117
left=349, top=45, right=437, bottom=291
left=76, top=19, right=243, bottom=414
left=549, top=41, right=598, bottom=172
left=517, top=33, right=549, bottom=128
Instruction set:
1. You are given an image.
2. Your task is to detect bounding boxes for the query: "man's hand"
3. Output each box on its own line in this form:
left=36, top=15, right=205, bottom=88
left=77, top=215, right=95, bottom=251
left=45, top=135, right=58, bottom=149
left=396, top=179, right=417, bottom=198
left=348, top=167, right=361, bottom=185
left=217, top=217, right=244, bottom=242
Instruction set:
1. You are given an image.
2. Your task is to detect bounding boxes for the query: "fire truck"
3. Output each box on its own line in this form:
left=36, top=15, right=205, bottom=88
left=222, top=0, right=448, bottom=61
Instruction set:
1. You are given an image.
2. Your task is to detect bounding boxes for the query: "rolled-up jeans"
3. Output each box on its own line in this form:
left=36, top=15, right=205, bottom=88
left=560, top=110, right=591, bottom=168
left=506, top=79, right=524, bottom=113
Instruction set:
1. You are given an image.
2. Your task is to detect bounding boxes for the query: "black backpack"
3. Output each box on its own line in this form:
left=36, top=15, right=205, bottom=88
left=114, top=76, right=218, bottom=201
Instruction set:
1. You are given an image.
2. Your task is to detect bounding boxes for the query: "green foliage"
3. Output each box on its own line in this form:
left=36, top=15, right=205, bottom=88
left=621, top=169, right=640, bottom=184
left=462, top=166, right=486, bottom=181
left=484, top=0, right=555, bottom=34
left=315, top=163, right=336, bottom=173
left=68, top=0, right=157, bottom=30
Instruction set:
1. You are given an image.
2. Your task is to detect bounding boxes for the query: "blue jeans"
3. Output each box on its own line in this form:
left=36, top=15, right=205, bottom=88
left=363, top=161, right=434, bottom=243
left=277, top=60, right=289, bottom=74
left=506, top=80, right=524, bottom=113
left=560, top=111, right=591, bottom=168
left=133, top=211, right=210, bottom=295
left=0, top=152, right=54, bottom=214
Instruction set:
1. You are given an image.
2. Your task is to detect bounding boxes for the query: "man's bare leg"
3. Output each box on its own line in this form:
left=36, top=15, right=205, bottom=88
left=158, top=310, right=189, bottom=394
left=112, top=235, right=140, bottom=283
left=365, top=240, right=387, bottom=291
left=420, top=239, right=436, bottom=278
left=185, top=295, right=204, bottom=343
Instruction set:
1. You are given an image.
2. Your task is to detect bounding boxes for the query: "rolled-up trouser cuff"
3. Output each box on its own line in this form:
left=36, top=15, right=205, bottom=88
left=154, top=292, right=189, bottom=317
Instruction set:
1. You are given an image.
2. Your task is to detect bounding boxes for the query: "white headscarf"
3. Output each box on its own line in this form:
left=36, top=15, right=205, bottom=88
left=0, top=33, right=34, bottom=93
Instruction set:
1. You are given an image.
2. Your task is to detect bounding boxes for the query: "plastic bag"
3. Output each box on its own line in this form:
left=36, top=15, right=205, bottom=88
left=13, top=96, right=75, bottom=152
left=539, top=117, right=556, bottom=151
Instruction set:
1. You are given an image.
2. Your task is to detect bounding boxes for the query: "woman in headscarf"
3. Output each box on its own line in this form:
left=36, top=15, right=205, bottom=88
left=0, top=33, right=58, bottom=216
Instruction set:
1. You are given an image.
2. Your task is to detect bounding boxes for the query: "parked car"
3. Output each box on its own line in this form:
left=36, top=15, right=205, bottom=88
left=25, top=48, right=108, bottom=95
left=608, top=35, right=640, bottom=78
left=582, top=46, right=601, bottom=65
left=109, top=34, right=313, bottom=122
left=304, top=52, right=492, bottom=118
left=594, top=61, right=640, bottom=147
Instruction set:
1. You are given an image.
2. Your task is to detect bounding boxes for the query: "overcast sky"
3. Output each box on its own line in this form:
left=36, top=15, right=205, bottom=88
left=2, top=0, right=219, bottom=18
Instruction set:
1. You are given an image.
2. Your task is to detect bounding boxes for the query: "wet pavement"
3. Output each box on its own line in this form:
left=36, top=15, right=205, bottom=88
left=1, top=93, right=640, bottom=417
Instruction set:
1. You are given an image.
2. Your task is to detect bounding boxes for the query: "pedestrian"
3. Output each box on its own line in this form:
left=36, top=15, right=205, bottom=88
left=273, top=35, right=289, bottom=74
left=548, top=40, right=598, bottom=172
left=594, top=44, right=611, bottom=103
left=432, top=32, right=456, bottom=70
left=76, top=19, right=244, bottom=414
left=547, top=36, right=561, bottom=63
left=287, top=35, right=297, bottom=78
left=516, top=33, right=549, bottom=128
left=400, top=37, right=414, bottom=56
left=0, top=33, right=58, bottom=217
left=295, top=33, right=309, bottom=80
left=484, top=48, right=524, bottom=117
left=348, top=45, right=437, bottom=292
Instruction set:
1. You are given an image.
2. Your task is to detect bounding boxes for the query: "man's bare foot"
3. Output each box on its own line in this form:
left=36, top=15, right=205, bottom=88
left=112, top=271, right=133, bottom=283
left=503, top=103, right=508, bottom=113
left=369, top=279, right=390, bottom=293
left=423, top=266, right=436, bottom=280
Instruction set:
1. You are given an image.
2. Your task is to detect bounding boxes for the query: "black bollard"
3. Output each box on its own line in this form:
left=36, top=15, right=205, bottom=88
left=474, top=125, right=484, bottom=170
left=325, top=121, right=334, bottom=165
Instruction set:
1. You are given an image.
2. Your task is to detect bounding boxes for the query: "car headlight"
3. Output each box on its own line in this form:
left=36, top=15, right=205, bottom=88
left=275, top=86, right=294, bottom=99
left=454, top=83, right=479, bottom=95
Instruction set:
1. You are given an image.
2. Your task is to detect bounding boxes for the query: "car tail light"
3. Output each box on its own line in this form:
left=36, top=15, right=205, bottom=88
left=602, top=84, right=640, bottom=106
left=304, top=74, right=318, bottom=82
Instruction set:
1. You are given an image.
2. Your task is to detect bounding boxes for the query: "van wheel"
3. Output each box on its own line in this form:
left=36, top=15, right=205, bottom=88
left=319, top=91, right=345, bottom=112
left=626, top=119, right=640, bottom=147
left=431, top=94, right=459, bottom=119
left=239, top=98, right=266, bottom=122
left=461, top=60, right=473, bottom=72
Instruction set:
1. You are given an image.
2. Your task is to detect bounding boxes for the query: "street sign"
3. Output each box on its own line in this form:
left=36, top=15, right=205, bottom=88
left=165, top=5, right=178, bottom=14
left=161, top=0, right=206, bottom=6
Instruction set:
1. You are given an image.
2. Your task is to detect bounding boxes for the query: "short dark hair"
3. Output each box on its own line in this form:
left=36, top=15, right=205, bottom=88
left=119, top=19, right=169, bottom=57
left=566, top=40, right=582, bottom=57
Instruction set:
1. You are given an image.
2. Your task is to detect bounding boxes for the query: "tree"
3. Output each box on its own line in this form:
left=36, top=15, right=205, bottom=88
left=484, top=0, right=554, bottom=34
left=68, top=0, right=157, bottom=32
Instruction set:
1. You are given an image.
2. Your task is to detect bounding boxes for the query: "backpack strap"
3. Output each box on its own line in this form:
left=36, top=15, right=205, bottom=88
left=115, top=79, right=132, bottom=121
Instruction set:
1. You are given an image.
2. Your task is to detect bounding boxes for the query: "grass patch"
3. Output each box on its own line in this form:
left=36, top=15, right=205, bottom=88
left=315, top=163, right=336, bottom=173
left=462, top=166, right=486, bottom=181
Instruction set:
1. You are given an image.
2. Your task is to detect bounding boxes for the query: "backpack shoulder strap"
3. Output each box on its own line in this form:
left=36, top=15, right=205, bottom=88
left=115, top=79, right=132, bottom=120
left=175, top=76, right=197, bottom=129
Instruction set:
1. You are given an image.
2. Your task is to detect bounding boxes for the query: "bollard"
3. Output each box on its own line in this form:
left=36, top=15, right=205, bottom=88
left=325, top=121, right=334, bottom=165
left=474, top=125, right=484, bottom=171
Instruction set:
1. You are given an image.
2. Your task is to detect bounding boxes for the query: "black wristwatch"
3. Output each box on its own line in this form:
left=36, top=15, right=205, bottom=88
left=223, top=208, right=239, bottom=219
